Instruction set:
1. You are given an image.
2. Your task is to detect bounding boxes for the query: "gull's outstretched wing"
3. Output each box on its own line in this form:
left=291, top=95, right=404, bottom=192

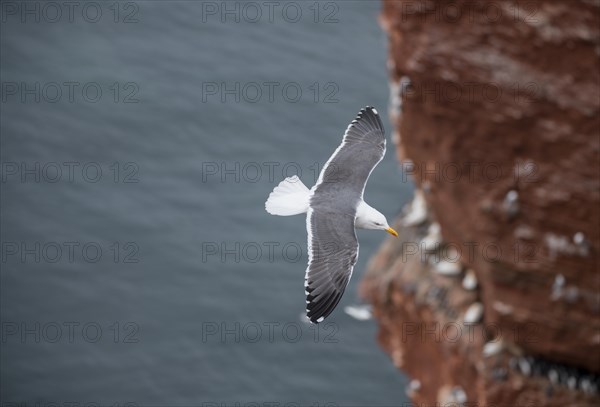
left=305, top=107, right=385, bottom=323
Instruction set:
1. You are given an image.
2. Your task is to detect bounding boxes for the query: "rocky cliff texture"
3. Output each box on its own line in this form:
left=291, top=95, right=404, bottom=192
left=361, top=1, right=600, bottom=405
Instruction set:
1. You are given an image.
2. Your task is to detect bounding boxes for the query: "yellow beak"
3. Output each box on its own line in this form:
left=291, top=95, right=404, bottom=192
left=385, top=226, right=399, bottom=237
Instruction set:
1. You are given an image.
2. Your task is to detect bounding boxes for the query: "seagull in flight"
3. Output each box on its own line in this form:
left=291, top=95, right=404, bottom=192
left=265, top=106, right=398, bottom=323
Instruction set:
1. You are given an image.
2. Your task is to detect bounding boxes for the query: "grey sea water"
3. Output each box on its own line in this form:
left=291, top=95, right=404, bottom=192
left=1, top=1, right=413, bottom=405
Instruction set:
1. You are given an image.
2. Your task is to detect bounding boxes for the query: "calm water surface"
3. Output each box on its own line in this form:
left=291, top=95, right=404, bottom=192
left=1, top=1, right=413, bottom=405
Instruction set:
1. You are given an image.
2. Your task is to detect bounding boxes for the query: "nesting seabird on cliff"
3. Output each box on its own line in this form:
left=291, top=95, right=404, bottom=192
left=265, top=107, right=398, bottom=323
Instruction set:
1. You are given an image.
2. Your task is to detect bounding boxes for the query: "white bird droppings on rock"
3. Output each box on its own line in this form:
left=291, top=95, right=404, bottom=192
left=549, top=369, right=559, bottom=384
left=568, top=376, right=577, bottom=390
left=343, top=304, right=372, bottom=321
left=451, top=387, right=467, bottom=404
left=503, top=190, right=520, bottom=219
left=439, top=385, right=467, bottom=405
left=434, top=259, right=462, bottom=276
left=462, top=269, right=478, bottom=290
left=518, top=357, right=532, bottom=376
left=492, top=301, right=513, bottom=315
left=421, top=222, right=442, bottom=253
left=483, top=340, right=504, bottom=357
left=405, top=379, right=421, bottom=397
left=402, top=189, right=428, bottom=227
left=464, top=302, right=484, bottom=324
left=545, top=232, right=589, bottom=259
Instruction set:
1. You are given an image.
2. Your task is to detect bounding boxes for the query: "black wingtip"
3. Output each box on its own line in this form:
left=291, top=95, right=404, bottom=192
left=365, top=106, right=379, bottom=115
left=308, top=316, right=323, bottom=324
left=355, top=106, right=379, bottom=118
left=349, top=106, right=384, bottom=134
left=306, top=288, right=344, bottom=324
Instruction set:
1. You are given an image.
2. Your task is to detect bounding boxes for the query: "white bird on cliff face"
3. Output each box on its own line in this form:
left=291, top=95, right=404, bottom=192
left=265, top=106, right=398, bottom=323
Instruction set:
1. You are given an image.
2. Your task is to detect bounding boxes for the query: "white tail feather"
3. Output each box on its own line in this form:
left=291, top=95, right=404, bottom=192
left=265, top=175, right=310, bottom=216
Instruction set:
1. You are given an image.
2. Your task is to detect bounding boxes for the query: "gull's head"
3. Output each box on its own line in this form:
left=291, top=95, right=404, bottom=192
left=356, top=204, right=398, bottom=237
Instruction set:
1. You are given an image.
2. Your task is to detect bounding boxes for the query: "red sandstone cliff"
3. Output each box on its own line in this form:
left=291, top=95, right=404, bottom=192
left=361, top=1, right=600, bottom=405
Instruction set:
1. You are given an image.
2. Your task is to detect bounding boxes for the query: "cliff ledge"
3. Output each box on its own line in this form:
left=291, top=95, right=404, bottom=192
left=361, top=1, right=600, bottom=405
